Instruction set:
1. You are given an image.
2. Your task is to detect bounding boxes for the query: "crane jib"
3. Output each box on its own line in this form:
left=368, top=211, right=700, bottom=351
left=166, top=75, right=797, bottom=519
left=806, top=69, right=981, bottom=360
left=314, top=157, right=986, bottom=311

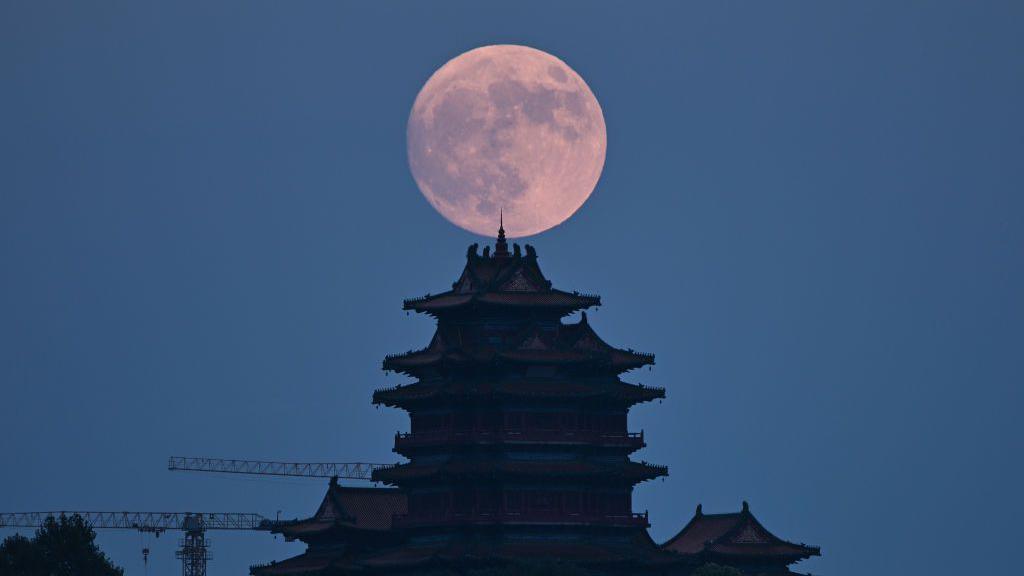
left=0, top=511, right=271, bottom=532
left=167, top=456, right=389, bottom=480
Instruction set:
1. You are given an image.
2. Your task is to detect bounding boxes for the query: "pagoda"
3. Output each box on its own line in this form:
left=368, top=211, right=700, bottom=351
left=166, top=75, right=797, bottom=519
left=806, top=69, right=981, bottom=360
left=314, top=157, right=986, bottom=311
left=252, top=226, right=820, bottom=575
left=370, top=221, right=667, bottom=568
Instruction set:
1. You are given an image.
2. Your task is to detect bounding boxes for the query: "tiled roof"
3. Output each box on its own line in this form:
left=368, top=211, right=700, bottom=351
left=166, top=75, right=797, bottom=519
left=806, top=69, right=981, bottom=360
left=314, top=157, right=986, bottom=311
left=252, top=534, right=685, bottom=575
left=382, top=314, right=654, bottom=375
left=354, top=531, right=673, bottom=569
left=661, top=512, right=739, bottom=554
left=252, top=529, right=685, bottom=574
left=373, top=378, right=665, bottom=407
left=250, top=550, right=336, bottom=575
left=404, top=290, right=599, bottom=314
left=373, top=459, right=667, bottom=484
left=274, top=479, right=406, bottom=540
left=661, top=502, right=820, bottom=562
left=401, top=242, right=599, bottom=316
left=333, top=486, right=406, bottom=531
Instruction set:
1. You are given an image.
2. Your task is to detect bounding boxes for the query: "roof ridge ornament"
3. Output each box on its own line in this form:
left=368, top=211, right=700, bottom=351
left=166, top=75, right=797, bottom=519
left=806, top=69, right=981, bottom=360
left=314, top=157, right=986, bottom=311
left=494, top=210, right=510, bottom=257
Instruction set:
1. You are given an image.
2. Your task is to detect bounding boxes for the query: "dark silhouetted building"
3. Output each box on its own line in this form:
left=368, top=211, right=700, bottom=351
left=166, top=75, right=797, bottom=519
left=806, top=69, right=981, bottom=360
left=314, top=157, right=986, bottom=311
left=252, top=228, right=819, bottom=575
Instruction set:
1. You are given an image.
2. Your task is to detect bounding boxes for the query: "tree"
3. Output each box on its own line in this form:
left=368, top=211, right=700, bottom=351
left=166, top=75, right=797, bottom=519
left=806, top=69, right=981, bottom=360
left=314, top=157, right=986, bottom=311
left=0, top=534, right=45, bottom=575
left=0, top=514, right=123, bottom=576
left=692, top=563, right=744, bottom=576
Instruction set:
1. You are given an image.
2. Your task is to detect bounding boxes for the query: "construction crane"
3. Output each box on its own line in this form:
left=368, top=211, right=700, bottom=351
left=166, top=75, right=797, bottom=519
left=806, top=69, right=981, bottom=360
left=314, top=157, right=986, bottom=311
left=168, top=456, right=387, bottom=480
left=0, top=511, right=272, bottom=576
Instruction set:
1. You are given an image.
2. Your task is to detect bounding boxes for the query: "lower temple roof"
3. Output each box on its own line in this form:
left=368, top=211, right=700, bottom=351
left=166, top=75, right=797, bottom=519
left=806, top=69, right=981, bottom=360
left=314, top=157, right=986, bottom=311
left=661, top=502, right=820, bottom=563
left=251, top=551, right=336, bottom=576
left=255, top=529, right=678, bottom=575
left=254, top=489, right=819, bottom=575
left=273, top=478, right=407, bottom=542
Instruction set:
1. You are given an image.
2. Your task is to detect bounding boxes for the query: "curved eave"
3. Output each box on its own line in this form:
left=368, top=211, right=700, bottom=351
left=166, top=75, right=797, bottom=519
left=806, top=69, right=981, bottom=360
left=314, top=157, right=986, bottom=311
left=382, top=352, right=653, bottom=378
left=272, top=519, right=334, bottom=540
left=372, top=382, right=666, bottom=409
left=349, top=535, right=677, bottom=571
left=274, top=520, right=384, bottom=544
left=705, top=544, right=821, bottom=562
left=402, top=290, right=600, bottom=316
left=501, top=350, right=656, bottom=374
left=372, top=461, right=668, bottom=484
left=610, top=352, right=656, bottom=372
left=381, top=351, right=451, bottom=374
left=660, top=506, right=820, bottom=567
left=250, top=551, right=337, bottom=576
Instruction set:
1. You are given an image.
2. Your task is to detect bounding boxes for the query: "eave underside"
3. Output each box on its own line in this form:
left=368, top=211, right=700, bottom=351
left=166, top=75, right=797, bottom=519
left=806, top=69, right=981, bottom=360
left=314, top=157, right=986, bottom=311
left=372, top=460, right=668, bottom=485
left=373, top=379, right=665, bottom=408
left=403, top=291, right=600, bottom=317
left=254, top=531, right=683, bottom=575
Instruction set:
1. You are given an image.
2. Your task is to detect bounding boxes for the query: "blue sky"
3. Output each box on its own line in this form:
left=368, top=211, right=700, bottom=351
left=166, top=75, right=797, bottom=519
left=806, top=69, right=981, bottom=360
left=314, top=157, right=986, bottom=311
left=1, top=2, right=1022, bottom=575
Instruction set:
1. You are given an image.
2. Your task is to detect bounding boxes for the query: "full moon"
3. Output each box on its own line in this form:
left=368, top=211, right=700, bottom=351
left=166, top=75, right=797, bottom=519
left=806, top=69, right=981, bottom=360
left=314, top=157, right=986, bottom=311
left=407, top=45, right=606, bottom=238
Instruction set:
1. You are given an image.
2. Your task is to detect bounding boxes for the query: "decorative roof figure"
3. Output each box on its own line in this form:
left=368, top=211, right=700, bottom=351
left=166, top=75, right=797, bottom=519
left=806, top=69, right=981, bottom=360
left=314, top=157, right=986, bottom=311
left=494, top=211, right=510, bottom=258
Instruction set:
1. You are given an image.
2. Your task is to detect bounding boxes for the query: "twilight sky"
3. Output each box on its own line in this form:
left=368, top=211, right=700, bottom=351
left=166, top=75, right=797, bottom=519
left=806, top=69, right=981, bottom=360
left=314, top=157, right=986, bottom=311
left=1, top=2, right=1022, bottom=575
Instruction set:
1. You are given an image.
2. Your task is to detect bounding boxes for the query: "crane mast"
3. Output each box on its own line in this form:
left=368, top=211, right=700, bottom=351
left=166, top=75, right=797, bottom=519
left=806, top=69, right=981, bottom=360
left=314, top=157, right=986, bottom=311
left=2, top=456, right=387, bottom=573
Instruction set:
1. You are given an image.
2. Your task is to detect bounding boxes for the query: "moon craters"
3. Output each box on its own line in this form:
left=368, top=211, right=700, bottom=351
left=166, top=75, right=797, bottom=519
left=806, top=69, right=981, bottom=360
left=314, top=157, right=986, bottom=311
left=407, top=45, right=606, bottom=237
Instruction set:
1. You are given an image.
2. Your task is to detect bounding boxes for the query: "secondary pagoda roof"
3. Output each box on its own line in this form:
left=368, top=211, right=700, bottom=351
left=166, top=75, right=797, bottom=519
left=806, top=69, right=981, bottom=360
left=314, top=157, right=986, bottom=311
left=353, top=532, right=677, bottom=571
left=373, top=378, right=665, bottom=408
left=253, top=529, right=679, bottom=574
left=250, top=551, right=336, bottom=576
left=661, top=502, right=820, bottom=565
left=405, top=290, right=599, bottom=315
left=383, top=312, right=655, bottom=375
left=252, top=481, right=407, bottom=576
left=271, top=478, right=407, bottom=542
left=372, top=459, right=667, bottom=485
left=403, top=230, right=600, bottom=317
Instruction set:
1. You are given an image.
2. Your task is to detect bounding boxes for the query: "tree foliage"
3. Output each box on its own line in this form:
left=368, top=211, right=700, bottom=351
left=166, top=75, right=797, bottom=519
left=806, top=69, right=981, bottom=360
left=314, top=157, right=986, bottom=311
left=0, top=514, right=123, bottom=576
